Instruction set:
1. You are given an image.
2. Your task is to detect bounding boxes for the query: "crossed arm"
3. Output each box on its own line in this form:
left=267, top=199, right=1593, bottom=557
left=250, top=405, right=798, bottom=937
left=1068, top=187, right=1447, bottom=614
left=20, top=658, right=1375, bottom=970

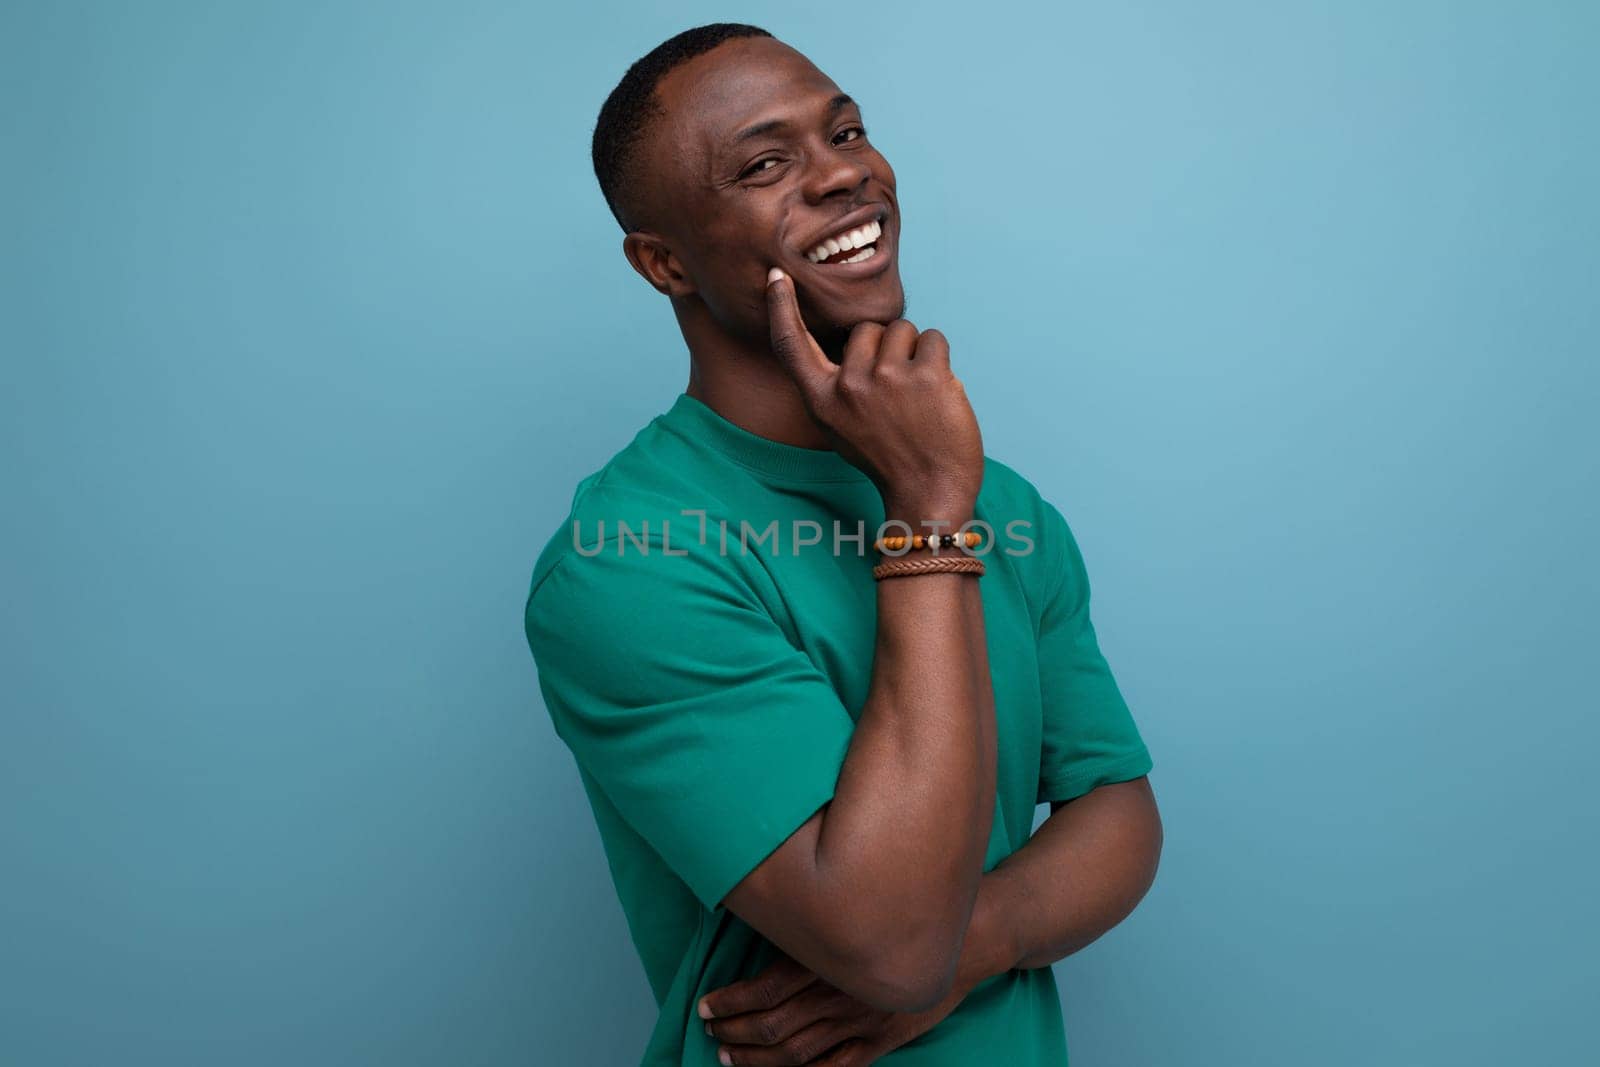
left=981, top=776, right=1163, bottom=974
left=683, top=276, right=1159, bottom=1061
left=699, top=777, right=1162, bottom=1065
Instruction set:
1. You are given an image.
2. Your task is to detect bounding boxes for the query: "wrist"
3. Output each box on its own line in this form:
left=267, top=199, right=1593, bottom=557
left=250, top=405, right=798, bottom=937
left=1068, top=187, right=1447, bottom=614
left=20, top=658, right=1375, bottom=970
left=879, top=495, right=976, bottom=534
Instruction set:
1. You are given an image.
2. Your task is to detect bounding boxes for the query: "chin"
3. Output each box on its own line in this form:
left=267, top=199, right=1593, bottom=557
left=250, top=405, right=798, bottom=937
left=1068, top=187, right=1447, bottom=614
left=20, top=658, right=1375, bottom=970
left=810, top=280, right=906, bottom=337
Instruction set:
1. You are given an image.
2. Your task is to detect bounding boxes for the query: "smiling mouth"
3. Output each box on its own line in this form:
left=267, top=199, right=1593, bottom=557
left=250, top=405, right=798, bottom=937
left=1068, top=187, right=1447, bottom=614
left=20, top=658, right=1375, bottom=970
left=805, top=218, right=884, bottom=266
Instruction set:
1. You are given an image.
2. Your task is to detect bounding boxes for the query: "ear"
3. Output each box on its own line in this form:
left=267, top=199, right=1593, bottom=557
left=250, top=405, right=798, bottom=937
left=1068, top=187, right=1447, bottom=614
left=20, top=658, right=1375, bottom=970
left=622, top=232, right=696, bottom=298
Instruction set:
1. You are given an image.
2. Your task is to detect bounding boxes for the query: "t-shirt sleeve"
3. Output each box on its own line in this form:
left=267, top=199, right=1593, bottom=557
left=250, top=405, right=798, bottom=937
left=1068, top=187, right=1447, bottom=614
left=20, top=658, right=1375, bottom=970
left=1034, top=500, right=1153, bottom=805
left=525, top=540, right=855, bottom=912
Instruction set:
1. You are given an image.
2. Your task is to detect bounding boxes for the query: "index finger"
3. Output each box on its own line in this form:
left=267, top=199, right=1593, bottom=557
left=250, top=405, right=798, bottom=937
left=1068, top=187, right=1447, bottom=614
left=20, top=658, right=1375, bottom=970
left=698, top=953, right=819, bottom=1020
left=765, top=268, right=836, bottom=398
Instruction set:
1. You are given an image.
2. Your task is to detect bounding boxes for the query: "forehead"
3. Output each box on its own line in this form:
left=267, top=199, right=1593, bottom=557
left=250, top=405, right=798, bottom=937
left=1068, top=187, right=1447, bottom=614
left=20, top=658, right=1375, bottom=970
left=654, top=37, right=845, bottom=155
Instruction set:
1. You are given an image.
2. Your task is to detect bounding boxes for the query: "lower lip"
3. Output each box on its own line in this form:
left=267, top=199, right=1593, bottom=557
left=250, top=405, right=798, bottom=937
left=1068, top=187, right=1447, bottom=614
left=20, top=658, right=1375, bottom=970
left=801, top=225, right=894, bottom=281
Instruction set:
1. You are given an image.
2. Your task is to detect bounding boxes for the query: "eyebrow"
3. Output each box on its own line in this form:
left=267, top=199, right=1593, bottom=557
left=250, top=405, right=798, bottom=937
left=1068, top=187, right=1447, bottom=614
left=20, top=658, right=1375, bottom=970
left=728, top=93, right=856, bottom=145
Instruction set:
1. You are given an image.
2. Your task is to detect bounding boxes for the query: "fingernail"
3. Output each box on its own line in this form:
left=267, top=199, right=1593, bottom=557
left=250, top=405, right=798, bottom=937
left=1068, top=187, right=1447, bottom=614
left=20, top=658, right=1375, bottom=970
left=704, top=1022, right=713, bottom=1036
left=697, top=997, right=714, bottom=1020
left=767, top=267, right=785, bottom=284
left=719, top=1050, right=733, bottom=1067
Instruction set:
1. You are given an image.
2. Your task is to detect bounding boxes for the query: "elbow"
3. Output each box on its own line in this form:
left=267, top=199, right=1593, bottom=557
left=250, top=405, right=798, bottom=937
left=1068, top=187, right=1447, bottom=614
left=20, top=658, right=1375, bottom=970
left=852, top=955, right=958, bottom=1014
left=809, top=861, right=982, bottom=1011
left=838, top=923, right=964, bottom=1013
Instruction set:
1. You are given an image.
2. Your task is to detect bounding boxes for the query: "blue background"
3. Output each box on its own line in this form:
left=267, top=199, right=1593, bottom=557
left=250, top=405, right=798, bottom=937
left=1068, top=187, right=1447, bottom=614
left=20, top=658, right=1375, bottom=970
left=4, top=1, right=1596, bottom=1064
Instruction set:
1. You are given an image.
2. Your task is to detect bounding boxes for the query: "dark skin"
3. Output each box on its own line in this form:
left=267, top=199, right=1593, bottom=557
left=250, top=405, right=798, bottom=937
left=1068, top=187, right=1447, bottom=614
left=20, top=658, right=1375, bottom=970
left=619, top=35, right=1163, bottom=1064
left=621, top=37, right=908, bottom=451
left=701, top=781, right=1162, bottom=1066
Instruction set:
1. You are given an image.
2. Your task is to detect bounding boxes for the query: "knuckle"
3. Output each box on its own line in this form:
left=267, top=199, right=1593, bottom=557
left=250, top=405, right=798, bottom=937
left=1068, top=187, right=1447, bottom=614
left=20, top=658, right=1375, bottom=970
left=847, top=324, right=881, bottom=352
left=779, top=1034, right=819, bottom=1065
left=847, top=1042, right=878, bottom=1066
left=821, top=1041, right=861, bottom=1067
left=752, top=1014, right=784, bottom=1044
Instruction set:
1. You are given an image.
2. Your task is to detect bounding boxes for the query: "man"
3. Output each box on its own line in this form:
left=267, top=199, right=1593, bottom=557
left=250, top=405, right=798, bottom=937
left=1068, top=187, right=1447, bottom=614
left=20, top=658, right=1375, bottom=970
left=524, top=23, right=1162, bottom=1066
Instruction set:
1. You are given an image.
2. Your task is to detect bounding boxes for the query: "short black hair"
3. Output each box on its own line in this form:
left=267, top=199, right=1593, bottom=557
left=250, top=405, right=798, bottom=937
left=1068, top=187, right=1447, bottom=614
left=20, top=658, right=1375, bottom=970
left=591, top=23, right=774, bottom=233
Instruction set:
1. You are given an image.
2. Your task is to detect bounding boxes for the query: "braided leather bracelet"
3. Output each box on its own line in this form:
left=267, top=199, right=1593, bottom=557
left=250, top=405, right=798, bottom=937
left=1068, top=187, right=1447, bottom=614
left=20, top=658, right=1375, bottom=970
left=872, top=555, right=987, bottom=581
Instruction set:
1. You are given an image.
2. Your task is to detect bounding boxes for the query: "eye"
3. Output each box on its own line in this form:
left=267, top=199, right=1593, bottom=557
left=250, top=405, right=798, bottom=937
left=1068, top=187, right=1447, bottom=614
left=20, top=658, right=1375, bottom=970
left=740, top=157, right=783, bottom=180
left=833, top=125, right=866, bottom=145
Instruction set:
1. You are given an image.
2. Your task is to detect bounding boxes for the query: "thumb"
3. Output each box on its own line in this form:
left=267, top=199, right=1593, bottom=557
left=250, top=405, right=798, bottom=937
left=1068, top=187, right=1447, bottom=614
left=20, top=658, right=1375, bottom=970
left=765, top=268, right=834, bottom=397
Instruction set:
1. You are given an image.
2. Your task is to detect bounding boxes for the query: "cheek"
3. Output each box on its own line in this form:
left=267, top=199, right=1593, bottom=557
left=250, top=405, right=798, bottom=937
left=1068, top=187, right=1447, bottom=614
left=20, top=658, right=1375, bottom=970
left=694, top=216, right=780, bottom=292
left=674, top=233, right=738, bottom=290
left=696, top=241, right=764, bottom=307
left=679, top=234, right=774, bottom=333
left=695, top=212, right=770, bottom=270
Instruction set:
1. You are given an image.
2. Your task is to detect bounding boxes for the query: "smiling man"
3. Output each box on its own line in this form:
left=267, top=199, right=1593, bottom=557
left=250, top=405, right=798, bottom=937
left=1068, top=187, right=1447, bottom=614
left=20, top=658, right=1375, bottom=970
left=524, top=23, right=1161, bottom=1067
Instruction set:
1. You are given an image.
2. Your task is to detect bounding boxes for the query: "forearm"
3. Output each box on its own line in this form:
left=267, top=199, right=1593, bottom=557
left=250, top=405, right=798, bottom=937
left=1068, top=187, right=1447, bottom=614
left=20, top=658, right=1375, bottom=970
left=822, top=574, right=995, bottom=892
left=956, top=777, right=1163, bottom=982
left=733, top=284, right=998, bottom=1009
left=815, top=520, right=997, bottom=990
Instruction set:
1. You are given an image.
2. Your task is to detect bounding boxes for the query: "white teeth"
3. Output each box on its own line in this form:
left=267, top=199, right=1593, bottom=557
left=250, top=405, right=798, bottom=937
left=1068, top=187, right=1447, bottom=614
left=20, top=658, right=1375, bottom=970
left=842, top=246, right=877, bottom=264
left=808, top=218, right=884, bottom=263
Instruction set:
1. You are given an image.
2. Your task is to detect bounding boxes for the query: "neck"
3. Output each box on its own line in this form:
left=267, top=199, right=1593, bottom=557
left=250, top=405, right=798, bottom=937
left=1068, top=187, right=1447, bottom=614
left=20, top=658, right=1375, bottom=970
left=676, top=300, right=835, bottom=451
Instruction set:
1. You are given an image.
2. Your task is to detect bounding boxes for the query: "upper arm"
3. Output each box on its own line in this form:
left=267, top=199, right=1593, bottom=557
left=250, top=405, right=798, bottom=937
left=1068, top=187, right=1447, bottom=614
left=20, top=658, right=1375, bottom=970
left=1034, top=500, right=1154, bottom=805
left=1048, top=776, right=1159, bottom=818
left=526, top=541, right=860, bottom=954
left=718, top=806, right=835, bottom=945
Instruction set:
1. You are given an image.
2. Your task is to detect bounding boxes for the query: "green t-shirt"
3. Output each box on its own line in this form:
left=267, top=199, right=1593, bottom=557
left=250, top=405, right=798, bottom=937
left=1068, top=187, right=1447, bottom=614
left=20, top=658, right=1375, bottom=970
left=524, top=393, right=1153, bottom=1066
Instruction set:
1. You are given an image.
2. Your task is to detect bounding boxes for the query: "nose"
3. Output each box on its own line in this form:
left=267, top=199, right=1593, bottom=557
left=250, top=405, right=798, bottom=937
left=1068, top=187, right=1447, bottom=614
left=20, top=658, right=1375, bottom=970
left=800, top=143, right=871, bottom=204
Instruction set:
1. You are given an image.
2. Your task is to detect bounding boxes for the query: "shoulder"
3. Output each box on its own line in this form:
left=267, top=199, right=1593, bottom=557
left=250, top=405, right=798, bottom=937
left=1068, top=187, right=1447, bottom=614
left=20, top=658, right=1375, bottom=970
left=977, top=455, right=1077, bottom=554
left=976, top=455, right=1089, bottom=616
left=524, top=466, right=782, bottom=666
left=979, top=456, right=1048, bottom=519
left=525, top=412, right=736, bottom=603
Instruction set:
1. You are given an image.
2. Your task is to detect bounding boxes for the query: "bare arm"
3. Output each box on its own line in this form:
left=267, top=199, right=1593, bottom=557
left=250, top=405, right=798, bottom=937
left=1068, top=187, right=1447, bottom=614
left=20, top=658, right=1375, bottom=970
left=699, top=778, right=1164, bottom=1063
left=972, top=776, right=1163, bottom=974
left=717, top=270, right=996, bottom=1013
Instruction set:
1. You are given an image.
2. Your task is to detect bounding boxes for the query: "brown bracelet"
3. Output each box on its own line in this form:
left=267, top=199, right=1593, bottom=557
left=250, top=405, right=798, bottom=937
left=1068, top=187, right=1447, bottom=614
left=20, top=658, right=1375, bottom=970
left=872, top=555, right=987, bottom=581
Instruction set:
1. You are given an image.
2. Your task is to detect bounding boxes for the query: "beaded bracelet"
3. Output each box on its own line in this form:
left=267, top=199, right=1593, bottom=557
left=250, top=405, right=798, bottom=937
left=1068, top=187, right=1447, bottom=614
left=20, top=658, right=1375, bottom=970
left=873, top=531, right=983, bottom=554
left=872, top=555, right=987, bottom=581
